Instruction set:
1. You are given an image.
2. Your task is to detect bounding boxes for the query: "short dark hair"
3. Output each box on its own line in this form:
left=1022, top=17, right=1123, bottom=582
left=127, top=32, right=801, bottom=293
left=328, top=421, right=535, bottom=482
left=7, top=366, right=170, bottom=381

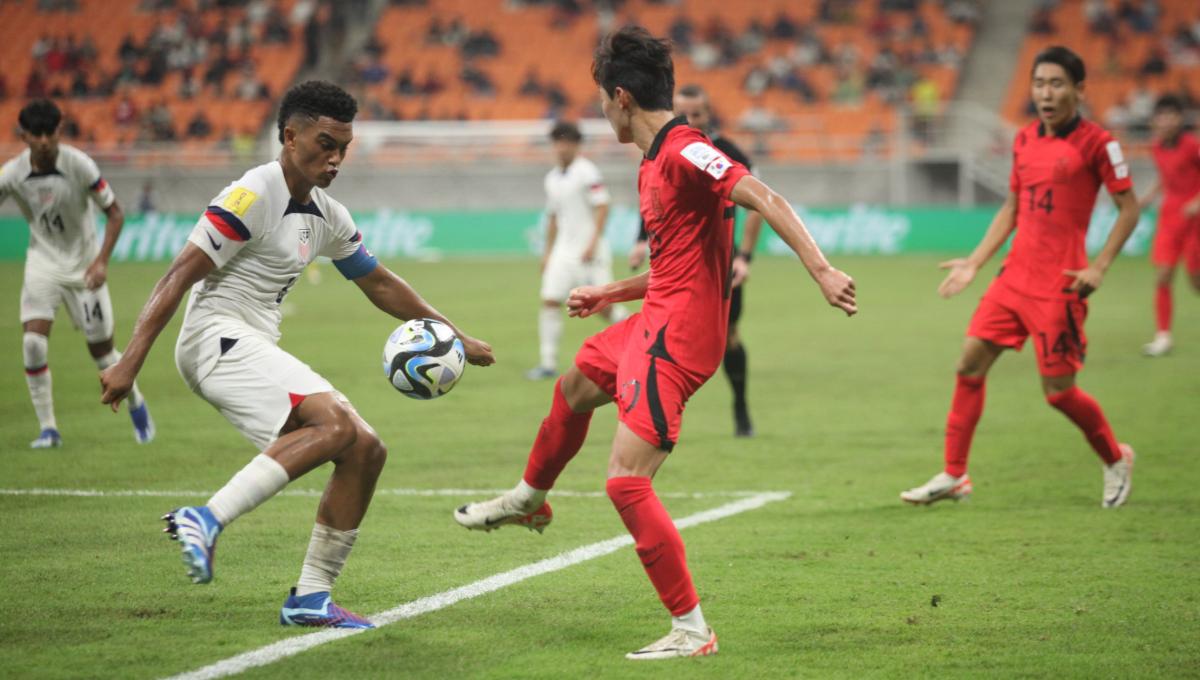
left=549, top=120, right=582, bottom=142
left=18, top=99, right=63, bottom=136
left=592, top=25, right=674, bottom=111
left=1155, top=94, right=1185, bottom=114
left=1032, top=46, right=1086, bottom=85
left=677, top=84, right=706, bottom=99
left=277, top=80, right=358, bottom=143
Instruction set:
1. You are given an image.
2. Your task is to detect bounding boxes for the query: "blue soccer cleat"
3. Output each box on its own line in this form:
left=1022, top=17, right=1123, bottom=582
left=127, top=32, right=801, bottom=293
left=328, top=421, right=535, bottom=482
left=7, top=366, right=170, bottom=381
left=30, top=428, right=62, bottom=449
left=280, top=588, right=375, bottom=629
left=130, top=401, right=155, bottom=444
left=162, top=506, right=222, bottom=584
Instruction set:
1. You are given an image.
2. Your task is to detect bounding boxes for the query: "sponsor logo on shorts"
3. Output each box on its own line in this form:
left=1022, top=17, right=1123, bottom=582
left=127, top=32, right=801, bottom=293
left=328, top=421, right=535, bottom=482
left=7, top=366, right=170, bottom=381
left=621, top=378, right=641, bottom=413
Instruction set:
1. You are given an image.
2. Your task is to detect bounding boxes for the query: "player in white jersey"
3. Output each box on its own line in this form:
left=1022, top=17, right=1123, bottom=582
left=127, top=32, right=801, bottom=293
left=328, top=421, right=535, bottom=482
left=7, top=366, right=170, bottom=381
left=527, top=121, right=625, bottom=380
left=0, top=99, right=154, bottom=448
left=99, top=81, right=495, bottom=628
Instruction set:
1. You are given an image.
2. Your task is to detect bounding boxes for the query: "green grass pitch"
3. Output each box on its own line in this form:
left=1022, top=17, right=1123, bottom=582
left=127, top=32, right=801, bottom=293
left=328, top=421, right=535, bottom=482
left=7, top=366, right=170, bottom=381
left=0, top=256, right=1197, bottom=679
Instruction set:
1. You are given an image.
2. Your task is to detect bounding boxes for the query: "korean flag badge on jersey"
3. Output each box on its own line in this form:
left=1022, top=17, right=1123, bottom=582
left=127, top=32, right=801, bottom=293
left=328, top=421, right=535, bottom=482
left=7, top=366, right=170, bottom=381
left=681, top=142, right=732, bottom=179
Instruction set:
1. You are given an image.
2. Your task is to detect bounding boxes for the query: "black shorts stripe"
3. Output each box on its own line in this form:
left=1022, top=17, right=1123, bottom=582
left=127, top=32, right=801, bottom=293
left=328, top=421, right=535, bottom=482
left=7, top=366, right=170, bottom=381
left=644, top=356, right=675, bottom=453
left=1065, top=302, right=1085, bottom=363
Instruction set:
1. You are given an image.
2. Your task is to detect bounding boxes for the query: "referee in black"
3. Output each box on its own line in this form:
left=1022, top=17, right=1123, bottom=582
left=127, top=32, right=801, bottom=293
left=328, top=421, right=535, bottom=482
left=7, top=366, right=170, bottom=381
left=629, top=84, right=764, bottom=438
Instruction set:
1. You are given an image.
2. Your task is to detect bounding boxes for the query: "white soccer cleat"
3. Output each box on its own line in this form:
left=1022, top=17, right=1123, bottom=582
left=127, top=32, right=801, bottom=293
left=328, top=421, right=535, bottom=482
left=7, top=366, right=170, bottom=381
left=1102, top=444, right=1135, bottom=508
left=30, top=428, right=62, bottom=449
left=454, top=493, right=553, bottom=533
left=1142, top=333, right=1172, bottom=357
left=900, top=472, right=972, bottom=505
left=625, top=627, right=718, bottom=660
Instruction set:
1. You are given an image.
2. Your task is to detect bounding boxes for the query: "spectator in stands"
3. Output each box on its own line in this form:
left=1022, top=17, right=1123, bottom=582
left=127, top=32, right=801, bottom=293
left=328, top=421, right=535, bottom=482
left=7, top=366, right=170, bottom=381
left=781, top=67, right=818, bottom=104
left=394, top=68, right=418, bottom=96
left=114, top=94, right=137, bottom=127
left=264, top=1, right=292, bottom=43
left=70, top=70, right=90, bottom=97
left=519, top=68, right=544, bottom=96
left=669, top=15, right=694, bottom=50
left=137, top=181, right=158, bottom=217
left=1127, top=79, right=1156, bottom=134
left=945, top=0, right=981, bottom=26
left=234, top=64, right=269, bottom=101
left=737, top=20, right=767, bottom=57
left=543, top=82, right=568, bottom=113
left=461, top=28, right=500, bottom=59
left=1140, top=47, right=1168, bottom=76
left=771, top=12, right=798, bottom=40
left=461, top=63, right=495, bottom=96
left=1086, top=0, right=1117, bottom=35
left=421, top=70, right=445, bottom=95
left=32, top=35, right=51, bottom=63
left=910, top=73, right=941, bottom=143
left=356, top=54, right=389, bottom=84
left=1117, top=0, right=1156, bottom=34
left=186, top=109, right=213, bottom=139
left=24, top=66, right=48, bottom=98
left=147, top=100, right=176, bottom=141
left=834, top=64, right=865, bottom=105
left=1030, top=6, right=1057, bottom=35
left=205, top=46, right=237, bottom=94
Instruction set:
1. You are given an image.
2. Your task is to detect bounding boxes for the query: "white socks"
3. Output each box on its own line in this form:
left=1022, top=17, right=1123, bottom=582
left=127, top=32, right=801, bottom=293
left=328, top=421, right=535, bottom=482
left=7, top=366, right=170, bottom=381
left=296, top=523, right=359, bottom=596
left=673, top=604, right=708, bottom=635
left=94, top=349, right=144, bottom=409
left=538, top=306, right=562, bottom=371
left=206, top=454, right=290, bottom=526
left=23, top=332, right=56, bottom=431
left=510, top=478, right=548, bottom=512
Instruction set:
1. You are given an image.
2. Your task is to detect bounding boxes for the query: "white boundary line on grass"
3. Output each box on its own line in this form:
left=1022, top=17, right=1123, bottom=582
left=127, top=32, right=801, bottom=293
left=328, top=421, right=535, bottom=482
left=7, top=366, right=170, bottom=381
left=160, top=491, right=791, bottom=680
left=0, top=487, right=780, bottom=500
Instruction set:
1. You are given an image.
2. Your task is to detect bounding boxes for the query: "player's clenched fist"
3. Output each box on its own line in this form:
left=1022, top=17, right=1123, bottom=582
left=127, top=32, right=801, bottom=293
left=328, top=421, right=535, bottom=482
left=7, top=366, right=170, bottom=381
left=566, top=285, right=610, bottom=318
left=816, top=268, right=857, bottom=316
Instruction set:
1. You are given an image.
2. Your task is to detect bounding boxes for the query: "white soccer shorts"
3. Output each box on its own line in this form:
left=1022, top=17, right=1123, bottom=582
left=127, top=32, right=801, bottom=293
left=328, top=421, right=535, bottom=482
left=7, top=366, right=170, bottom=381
left=540, top=253, right=615, bottom=302
left=190, top=334, right=336, bottom=451
left=20, top=274, right=114, bottom=343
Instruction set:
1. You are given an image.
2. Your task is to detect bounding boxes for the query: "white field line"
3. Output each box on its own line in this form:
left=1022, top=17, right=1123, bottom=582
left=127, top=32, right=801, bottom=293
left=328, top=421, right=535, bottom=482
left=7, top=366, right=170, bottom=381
left=0, top=487, right=782, bottom=500
left=161, top=491, right=791, bottom=680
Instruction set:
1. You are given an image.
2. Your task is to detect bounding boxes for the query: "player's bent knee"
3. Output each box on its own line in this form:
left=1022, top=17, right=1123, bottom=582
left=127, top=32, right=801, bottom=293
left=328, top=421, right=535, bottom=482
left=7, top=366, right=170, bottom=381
left=353, top=429, right=387, bottom=474
left=1041, top=374, right=1075, bottom=398
left=23, top=332, right=49, bottom=367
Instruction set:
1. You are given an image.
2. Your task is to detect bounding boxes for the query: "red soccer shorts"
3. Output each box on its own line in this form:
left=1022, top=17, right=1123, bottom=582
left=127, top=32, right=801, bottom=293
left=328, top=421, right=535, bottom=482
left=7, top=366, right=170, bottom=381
left=574, top=313, right=708, bottom=452
left=1151, top=207, right=1200, bottom=274
left=967, top=279, right=1088, bottom=377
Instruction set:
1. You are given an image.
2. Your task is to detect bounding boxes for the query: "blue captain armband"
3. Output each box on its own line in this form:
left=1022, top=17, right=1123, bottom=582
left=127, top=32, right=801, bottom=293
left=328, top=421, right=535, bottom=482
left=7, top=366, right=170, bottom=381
left=333, top=244, right=378, bottom=280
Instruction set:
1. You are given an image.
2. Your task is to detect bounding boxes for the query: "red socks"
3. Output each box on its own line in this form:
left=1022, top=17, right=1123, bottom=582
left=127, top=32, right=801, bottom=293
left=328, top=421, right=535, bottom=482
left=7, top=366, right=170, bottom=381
left=1046, top=386, right=1121, bottom=465
left=1155, top=284, right=1172, bottom=333
left=521, top=378, right=593, bottom=490
left=607, top=476, right=698, bottom=616
left=944, top=374, right=985, bottom=477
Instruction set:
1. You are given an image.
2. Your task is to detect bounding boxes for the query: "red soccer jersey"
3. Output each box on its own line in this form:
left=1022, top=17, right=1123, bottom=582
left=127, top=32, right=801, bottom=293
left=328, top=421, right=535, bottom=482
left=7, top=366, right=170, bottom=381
left=1002, top=116, right=1133, bottom=300
left=1152, top=131, right=1200, bottom=212
left=638, top=116, right=750, bottom=375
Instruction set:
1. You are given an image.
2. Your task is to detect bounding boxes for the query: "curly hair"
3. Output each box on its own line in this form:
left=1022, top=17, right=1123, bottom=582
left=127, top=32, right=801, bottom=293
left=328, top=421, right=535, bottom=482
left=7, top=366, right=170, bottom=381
left=277, top=80, right=358, bottom=143
left=18, top=99, right=63, bottom=136
left=592, top=25, right=674, bottom=112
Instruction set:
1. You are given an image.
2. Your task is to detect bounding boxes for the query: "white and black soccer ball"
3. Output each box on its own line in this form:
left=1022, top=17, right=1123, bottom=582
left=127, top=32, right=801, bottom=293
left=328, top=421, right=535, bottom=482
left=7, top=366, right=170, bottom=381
left=382, top=318, right=466, bottom=400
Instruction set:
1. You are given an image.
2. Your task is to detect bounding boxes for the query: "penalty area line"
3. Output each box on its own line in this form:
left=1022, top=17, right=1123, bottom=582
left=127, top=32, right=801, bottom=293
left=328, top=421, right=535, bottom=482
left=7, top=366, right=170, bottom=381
left=161, top=491, right=791, bottom=680
left=0, top=487, right=783, bottom=500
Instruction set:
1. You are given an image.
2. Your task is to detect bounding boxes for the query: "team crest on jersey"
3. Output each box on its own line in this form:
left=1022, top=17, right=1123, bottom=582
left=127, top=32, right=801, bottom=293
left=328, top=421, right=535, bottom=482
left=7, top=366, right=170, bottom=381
left=298, top=226, right=312, bottom=262
left=37, top=187, right=55, bottom=206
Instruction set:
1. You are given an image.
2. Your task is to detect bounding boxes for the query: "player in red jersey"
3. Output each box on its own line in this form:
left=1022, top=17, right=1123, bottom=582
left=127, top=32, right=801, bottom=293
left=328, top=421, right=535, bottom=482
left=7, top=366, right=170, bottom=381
left=900, top=46, right=1140, bottom=509
left=453, top=26, right=856, bottom=660
left=1138, top=94, right=1200, bottom=357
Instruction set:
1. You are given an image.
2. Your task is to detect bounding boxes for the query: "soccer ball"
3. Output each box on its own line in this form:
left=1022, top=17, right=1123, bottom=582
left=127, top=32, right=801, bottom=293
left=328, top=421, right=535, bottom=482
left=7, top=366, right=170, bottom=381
left=382, top=318, right=466, bottom=399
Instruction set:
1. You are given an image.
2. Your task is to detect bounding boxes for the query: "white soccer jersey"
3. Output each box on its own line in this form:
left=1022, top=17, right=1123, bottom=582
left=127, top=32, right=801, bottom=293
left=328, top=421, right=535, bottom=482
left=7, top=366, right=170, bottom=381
left=176, top=160, right=376, bottom=390
left=543, top=156, right=610, bottom=261
left=0, top=145, right=116, bottom=284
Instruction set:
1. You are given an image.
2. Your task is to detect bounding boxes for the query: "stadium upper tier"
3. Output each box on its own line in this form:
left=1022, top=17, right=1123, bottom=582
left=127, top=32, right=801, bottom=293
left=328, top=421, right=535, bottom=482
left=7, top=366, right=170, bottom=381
left=1005, top=0, right=1200, bottom=143
left=2, top=0, right=977, bottom=162
left=0, top=0, right=308, bottom=150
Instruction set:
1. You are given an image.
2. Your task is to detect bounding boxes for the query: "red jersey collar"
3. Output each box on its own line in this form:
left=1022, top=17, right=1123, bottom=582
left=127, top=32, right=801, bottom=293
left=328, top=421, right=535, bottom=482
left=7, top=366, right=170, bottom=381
left=645, top=115, right=689, bottom=160
left=1038, top=114, right=1082, bottom=139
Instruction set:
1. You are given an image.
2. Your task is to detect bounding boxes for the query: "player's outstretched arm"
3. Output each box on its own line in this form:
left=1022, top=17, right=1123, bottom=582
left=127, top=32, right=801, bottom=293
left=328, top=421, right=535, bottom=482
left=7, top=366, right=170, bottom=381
left=1065, top=189, right=1140, bottom=297
left=353, top=264, right=494, bottom=366
left=937, top=192, right=1017, bottom=299
left=85, top=201, right=125, bottom=290
left=567, top=270, right=649, bottom=319
left=100, top=243, right=215, bottom=410
left=728, top=175, right=856, bottom=316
